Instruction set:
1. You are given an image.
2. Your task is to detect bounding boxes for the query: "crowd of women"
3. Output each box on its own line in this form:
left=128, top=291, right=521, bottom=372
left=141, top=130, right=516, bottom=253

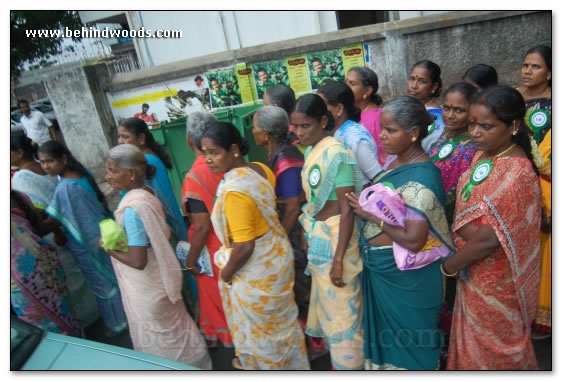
left=10, top=44, right=550, bottom=371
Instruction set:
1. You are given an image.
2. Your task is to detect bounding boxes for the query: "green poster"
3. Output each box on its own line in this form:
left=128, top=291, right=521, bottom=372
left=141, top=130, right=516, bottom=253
left=251, top=59, right=290, bottom=100
left=285, top=54, right=312, bottom=96
left=235, top=63, right=257, bottom=106
left=205, top=67, right=243, bottom=110
left=341, top=44, right=365, bottom=77
left=306, top=49, right=344, bottom=90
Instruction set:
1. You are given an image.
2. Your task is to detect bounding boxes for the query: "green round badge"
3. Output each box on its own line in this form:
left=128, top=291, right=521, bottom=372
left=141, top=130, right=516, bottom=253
left=436, top=142, right=455, bottom=161
left=427, top=121, right=436, bottom=135
left=461, top=160, right=494, bottom=201
left=308, top=165, right=321, bottom=189
left=528, top=109, right=550, bottom=139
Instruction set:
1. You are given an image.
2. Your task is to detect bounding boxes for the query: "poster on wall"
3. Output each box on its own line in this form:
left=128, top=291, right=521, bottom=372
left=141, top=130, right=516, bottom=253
left=306, top=49, right=345, bottom=90
left=341, top=43, right=365, bottom=76
left=235, top=63, right=260, bottom=106
left=107, top=74, right=211, bottom=128
left=205, top=66, right=254, bottom=109
left=250, top=59, right=290, bottom=100
left=285, top=54, right=312, bottom=97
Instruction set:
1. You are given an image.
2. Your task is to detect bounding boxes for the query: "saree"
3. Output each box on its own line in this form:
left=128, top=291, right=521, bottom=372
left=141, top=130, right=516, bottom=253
left=524, top=97, right=551, bottom=335
left=212, top=166, right=310, bottom=370
left=267, top=143, right=310, bottom=317
left=114, top=189, right=211, bottom=369
left=447, top=155, right=541, bottom=370
left=422, top=107, right=445, bottom=152
left=361, top=160, right=453, bottom=370
left=45, top=177, right=128, bottom=334
left=429, top=134, right=477, bottom=225
left=360, top=108, right=387, bottom=166
left=181, top=155, right=233, bottom=347
left=11, top=206, right=81, bottom=337
left=299, top=136, right=364, bottom=370
left=12, top=169, right=99, bottom=328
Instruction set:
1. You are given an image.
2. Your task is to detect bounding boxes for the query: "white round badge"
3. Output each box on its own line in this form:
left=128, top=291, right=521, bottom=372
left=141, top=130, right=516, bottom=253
left=530, top=111, right=548, bottom=128
left=438, top=143, right=454, bottom=159
left=309, top=168, right=321, bottom=187
left=472, top=162, right=492, bottom=183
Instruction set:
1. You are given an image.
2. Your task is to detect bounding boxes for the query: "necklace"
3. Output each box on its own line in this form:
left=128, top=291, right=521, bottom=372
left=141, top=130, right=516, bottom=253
left=522, top=86, right=550, bottom=100
left=407, top=150, right=426, bottom=164
left=494, top=143, right=516, bottom=158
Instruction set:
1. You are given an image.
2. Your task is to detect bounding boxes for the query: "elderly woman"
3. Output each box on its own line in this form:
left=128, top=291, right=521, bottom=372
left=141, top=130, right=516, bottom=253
left=252, top=106, right=309, bottom=318
left=443, top=86, right=542, bottom=370
left=103, top=144, right=211, bottom=369
left=406, top=60, right=445, bottom=152
left=181, top=112, right=233, bottom=348
left=318, top=80, right=381, bottom=186
left=346, top=96, right=454, bottom=370
left=346, top=66, right=387, bottom=166
left=201, top=121, right=309, bottom=370
left=291, top=94, right=364, bottom=370
left=517, top=45, right=552, bottom=339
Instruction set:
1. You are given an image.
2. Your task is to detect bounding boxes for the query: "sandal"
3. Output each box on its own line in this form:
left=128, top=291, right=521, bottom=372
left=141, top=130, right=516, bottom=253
left=232, top=357, right=243, bottom=370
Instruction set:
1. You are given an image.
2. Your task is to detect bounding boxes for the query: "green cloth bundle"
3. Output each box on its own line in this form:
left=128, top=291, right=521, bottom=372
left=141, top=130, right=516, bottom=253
left=99, top=218, right=128, bottom=252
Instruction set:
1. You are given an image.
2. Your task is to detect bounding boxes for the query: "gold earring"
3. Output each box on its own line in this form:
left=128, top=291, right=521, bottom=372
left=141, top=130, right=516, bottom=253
left=411, top=137, right=416, bottom=142
left=363, top=94, right=367, bottom=99
left=234, top=153, right=239, bottom=158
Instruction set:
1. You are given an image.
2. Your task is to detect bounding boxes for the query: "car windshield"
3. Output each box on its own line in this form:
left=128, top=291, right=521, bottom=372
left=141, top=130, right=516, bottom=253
left=11, top=112, right=22, bottom=123
left=11, top=316, right=44, bottom=370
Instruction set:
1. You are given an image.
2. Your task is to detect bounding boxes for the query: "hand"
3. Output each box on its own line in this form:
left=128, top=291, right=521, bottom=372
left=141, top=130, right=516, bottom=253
left=54, top=230, right=67, bottom=246
left=98, top=238, right=105, bottom=249
left=185, top=258, right=201, bottom=276
left=220, top=269, right=232, bottom=284
left=300, top=230, right=309, bottom=254
left=345, top=192, right=375, bottom=221
left=330, top=260, right=345, bottom=288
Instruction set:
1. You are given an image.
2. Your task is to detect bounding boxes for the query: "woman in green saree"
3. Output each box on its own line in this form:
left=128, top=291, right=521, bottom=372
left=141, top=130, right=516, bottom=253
left=346, top=96, right=454, bottom=370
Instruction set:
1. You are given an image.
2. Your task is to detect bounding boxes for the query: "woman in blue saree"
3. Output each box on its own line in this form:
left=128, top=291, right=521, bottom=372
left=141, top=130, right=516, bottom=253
left=346, top=96, right=454, bottom=370
left=38, top=141, right=127, bottom=336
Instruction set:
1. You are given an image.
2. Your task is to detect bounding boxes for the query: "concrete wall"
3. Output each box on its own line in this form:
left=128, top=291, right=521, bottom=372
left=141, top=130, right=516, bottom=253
left=108, top=10, right=551, bottom=104
left=42, top=63, right=111, bottom=182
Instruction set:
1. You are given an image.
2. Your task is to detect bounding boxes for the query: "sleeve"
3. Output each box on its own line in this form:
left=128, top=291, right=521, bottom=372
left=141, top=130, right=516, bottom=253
left=355, top=140, right=382, bottom=180
left=224, top=192, right=259, bottom=242
left=123, top=208, right=150, bottom=247
left=334, top=162, right=356, bottom=189
left=185, top=198, right=208, bottom=213
left=275, top=167, right=303, bottom=199
left=39, top=112, right=52, bottom=127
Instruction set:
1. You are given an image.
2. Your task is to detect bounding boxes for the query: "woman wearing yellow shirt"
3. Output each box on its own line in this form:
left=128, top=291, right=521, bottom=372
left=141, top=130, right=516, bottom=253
left=200, top=121, right=310, bottom=370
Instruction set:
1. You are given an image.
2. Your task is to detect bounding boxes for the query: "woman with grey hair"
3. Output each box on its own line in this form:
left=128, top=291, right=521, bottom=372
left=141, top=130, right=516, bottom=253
left=182, top=113, right=233, bottom=348
left=251, top=106, right=310, bottom=319
left=346, top=96, right=453, bottom=370
left=103, top=143, right=212, bottom=368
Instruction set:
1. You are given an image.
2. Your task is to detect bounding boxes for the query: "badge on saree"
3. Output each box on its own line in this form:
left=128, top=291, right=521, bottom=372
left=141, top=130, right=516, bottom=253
left=381, top=181, right=395, bottom=189
left=434, top=142, right=455, bottom=161
left=427, top=121, right=436, bottom=135
left=460, top=160, right=494, bottom=201
left=528, top=109, right=550, bottom=140
left=308, top=165, right=321, bottom=189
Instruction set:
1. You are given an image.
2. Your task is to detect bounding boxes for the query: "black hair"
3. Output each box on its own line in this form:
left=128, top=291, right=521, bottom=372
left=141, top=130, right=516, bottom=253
left=142, top=103, right=149, bottom=109
left=11, top=130, right=38, bottom=160
left=264, top=84, right=296, bottom=115
left=348, top=66, right=383, bottom=105
left=443, top=82, right=478, bottom=103
left=17, top=99, right=29, bottom=107
left=257, top=68, right=267, bottom=74
left=119, top=117, right=173, bottom=169
left=194, top=75, right=203, bottom=81
left=462, top=64, right=498, bottom=90
left=318, top=80, right=361, bottom=123
left=11, top=190, right=42, bottom=232
left=294, top=93, right=335, bottom=131
left=472, top=85, right=539, bottom=175
left=37, top=141, right=111, bottom=213
left=411, top=60, right=442, bottom=97
left=312, top=57, right=322, bottom=64
left=201, top=121, right=249, bottom=156
left=524, top=45, right=552, bottom=87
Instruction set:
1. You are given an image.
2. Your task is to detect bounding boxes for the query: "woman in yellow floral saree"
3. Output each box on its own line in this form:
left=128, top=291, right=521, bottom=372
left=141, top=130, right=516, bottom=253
left=201, top=121, right=309, bottom=370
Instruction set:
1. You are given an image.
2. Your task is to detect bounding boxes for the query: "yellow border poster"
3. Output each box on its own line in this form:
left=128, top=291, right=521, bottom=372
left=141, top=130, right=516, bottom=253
left=235, top=63, right=257, bottom=106
left=285, top=53, right=312, bottom=96
left=341, top=43, right=365, bottom=77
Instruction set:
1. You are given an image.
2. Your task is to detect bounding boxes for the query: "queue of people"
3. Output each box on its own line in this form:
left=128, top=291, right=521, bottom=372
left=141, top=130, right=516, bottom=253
left=10, top=44, right=550, bottom=371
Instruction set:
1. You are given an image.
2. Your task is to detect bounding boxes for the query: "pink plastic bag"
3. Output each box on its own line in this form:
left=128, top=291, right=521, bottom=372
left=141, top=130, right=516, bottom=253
left=359, top=183, right=448, bottom=271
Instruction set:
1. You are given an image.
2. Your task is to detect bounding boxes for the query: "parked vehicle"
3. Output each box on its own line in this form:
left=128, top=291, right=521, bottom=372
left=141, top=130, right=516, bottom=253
left=11, top=316, right=200, bottom=370
left=11, top=106, right=57, bottom=132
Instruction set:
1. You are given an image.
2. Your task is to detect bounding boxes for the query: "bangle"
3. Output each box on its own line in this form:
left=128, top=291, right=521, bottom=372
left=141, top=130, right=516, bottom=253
left=440, top=263, right=458, bottom=278
left=379, top=219, right=384, bottom=229
left=185, top=266, right=193, bottom=270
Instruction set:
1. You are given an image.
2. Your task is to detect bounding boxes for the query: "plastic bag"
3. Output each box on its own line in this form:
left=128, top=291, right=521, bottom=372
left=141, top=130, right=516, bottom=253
left=99, top=218, right=128, bottom=252
left=176, top=241, right=213, bottom=277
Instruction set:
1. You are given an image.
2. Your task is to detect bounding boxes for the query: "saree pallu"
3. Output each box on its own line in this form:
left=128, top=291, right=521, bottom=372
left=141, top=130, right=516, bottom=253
left=429, top=134, right=477, bottom=225
left=447, top=156, right=541, bottom=370
left=361, top=162, right=452, bottom=370
left=114, top=189, right=211, bottom=369
left=45, top=178, right=127, bottom=334
left=11, top=209, right=80, bottom=337
left=182, top=155, right=232, bottom=347
left=299, top=136, right=364, bottom=370
left=212, top=167, right=309, bottom=370
left=422, top=108, right=445, bottom=152
left=12, top=170, right=99, bottom=328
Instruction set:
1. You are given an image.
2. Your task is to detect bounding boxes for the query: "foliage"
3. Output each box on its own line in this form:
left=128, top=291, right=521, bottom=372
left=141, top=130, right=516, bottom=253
left=11, top=10, right=83, bottom=79
left=251, top=59, right=290, bottom=99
